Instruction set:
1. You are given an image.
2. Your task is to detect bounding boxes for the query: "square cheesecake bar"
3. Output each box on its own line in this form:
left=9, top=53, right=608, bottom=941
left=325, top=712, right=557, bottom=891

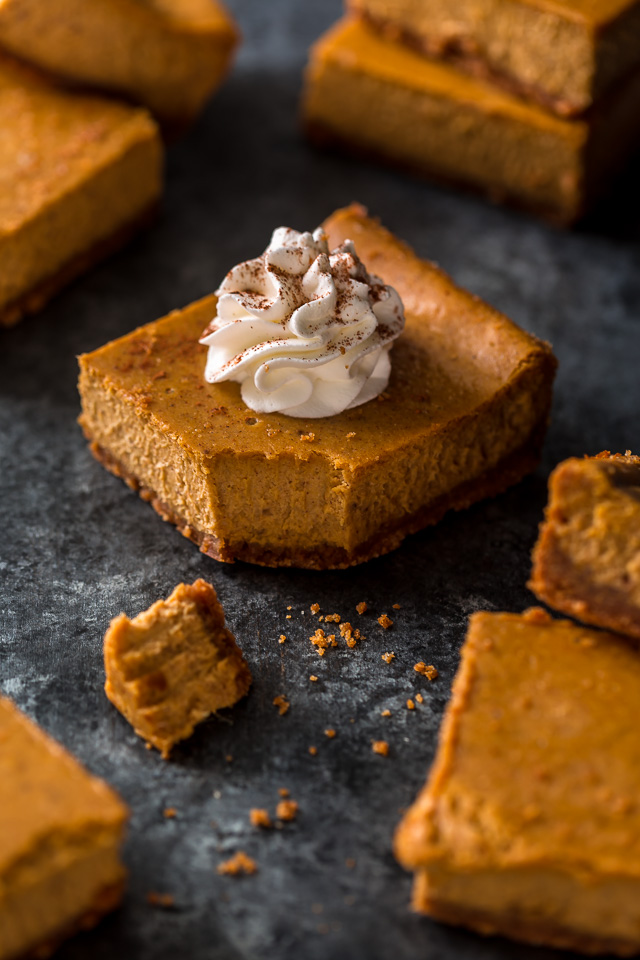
left=0, top=696, right=128, bottom=960
left=529, top=451, right=640, bottom=639
left=348, top=0, right=640, bottom=116
left=303, top=17, right=640, bottom=224
left=104, top=579, right=252, bottom=758
left=395, top=608, right=640, bottom=955
left=0, top=53, right=162, bottom=327
left=0, top=0, right=239, bottom=130
left=78, top=204, right=556, bottom=569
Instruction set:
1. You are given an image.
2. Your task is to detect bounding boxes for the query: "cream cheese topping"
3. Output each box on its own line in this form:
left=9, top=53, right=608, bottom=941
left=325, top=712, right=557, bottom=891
left=199, top=226, right=405, bottom=418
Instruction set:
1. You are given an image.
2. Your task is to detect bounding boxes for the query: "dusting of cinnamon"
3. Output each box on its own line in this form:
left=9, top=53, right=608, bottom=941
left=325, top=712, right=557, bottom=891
left=217, top=851, right=257, bottom=876
left=273, top=695, right=290, bottom=715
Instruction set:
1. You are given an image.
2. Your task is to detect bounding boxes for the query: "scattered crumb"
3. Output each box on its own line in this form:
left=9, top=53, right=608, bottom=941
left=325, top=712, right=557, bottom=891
left=378, top=614, right=393, bottom=629
left=216, top=851, right=257, bottom=876
left=278, top=788, right=290, bottom=798
left=415, top=693, right=424, bottom=704
left=392, top=603, right=401, bottom=610
left=273, top=695, right=290, bottom=715
left=308, top=746, right=318, bottom=756
left=310, top=627, right=337, bottom=656
left=145, top=742, right=153, bottom=751
left=372, top=740, right=389, bottom=756
left=163, top=807, right=177, bottom=819
left=249, top=808, right=272, bottom=829
left=381, top=709, right=391, bottom=718
left=356, top=601, right=367, bottom=615
left=414, top=662, right=438, bottom=680
left=277, top=799, right=299, bottom=821
left=381, top=652, right=395, bottom=664
left=279, top=634, right=286, bottom=644
left=407, top=699, right=415, bottom=710
left=147, top=892, right=174, bottom=908
left=324, top=728, right=336, bottom=739
left=345, top=858, right=356, bottom=869
left=285, top=614, right=292, bottom=619
left=225, top=754, right=233, bottom=763
left=325, top=613, right=341, bottom=623
left=287, top=605, right=292, bottom=610
left=309, top=675, right=318, bottom=682
left=310, top=603, right=320, bottom=614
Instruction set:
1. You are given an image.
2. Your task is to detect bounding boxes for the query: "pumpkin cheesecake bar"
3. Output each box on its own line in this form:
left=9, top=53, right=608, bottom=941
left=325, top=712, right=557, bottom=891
left=303, top=17, right=640, bottom=224
left=78, top=204, right=556, bottom=569
left=529, top=451, right=640, bottom=639
left=0, top=53, right=162, bottom=328
left=0, top=0, right=239, bottom=130
left=0, top=696, right=127, bottom=960
left=104, top=579, right=251, bottom=758
left=348, top=0, right=640, bottom=116
left=395, top=608, right=640, bottom=955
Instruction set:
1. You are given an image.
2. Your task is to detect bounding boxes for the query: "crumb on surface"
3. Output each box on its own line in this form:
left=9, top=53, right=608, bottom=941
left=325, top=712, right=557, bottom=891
left=147, top=892, right=174, bottom=908
left=273, top=695, right=290, bottom=715
left=278, top=787, right=290, bottom=798
left=381, top=709, right=391, bottom=717
left=407, top=699, right=415, bottom=710
left=356, top=602, right=367, bottom=615
left=276, top=799, right=299, bottom=821
left=339, top=621, right=364, bottom=648
left=279, top=634, right=286, bottom=644
left=310, top=603, right=320, bottom=614
left=392, top=604, right=401, bottom=610
left=325, top=613, right=341, bottom=623
left=372, top=740, right=389, bottom=756
left=308, top=746, right=318, bottom=756
left=381, top=652, right=395, bottom=664
left=324, top=728, right=336, bottom=738
left=309, top=674, right=318, bottom=682
left=285, top=614, right=291, bottom=619
left=414, top=662, right=438, bottom=680
left=225, top=754, right=233, bottom=762
left=378, top=614, right=393, bottom=629
left=287, top=605, right=292, bottom=610
left=250, top=808, right=273, bottom=828
left=415, top=693, right=424, bottom=704
left=310, top=627, right=337, bottom=656
left=345, top=858, right=356, bottom=869
left=216, top=851, right=257, bottom=876
left=163, top=807, right=177, bottom=819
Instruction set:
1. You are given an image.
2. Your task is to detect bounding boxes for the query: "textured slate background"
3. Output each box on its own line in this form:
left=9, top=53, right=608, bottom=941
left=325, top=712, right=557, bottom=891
left=1, top=1, right=639, bottom=958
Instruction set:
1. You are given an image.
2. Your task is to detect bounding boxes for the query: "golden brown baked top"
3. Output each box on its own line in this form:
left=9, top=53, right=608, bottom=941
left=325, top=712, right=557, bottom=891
left=312, top=17, right=587, bottom=142
left=79, top=204, right=554, bottom=470
left=519, top=0, right=639, bottom=27
left=0, top=696, right=127, bottom=879
left=0, top=52, right=158, bottom=231
left=396, top=608, right=640, bottom=878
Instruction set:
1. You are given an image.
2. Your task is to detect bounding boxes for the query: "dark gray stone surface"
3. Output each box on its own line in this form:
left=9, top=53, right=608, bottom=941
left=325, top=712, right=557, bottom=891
left=1, top=1, right=639, bottom=958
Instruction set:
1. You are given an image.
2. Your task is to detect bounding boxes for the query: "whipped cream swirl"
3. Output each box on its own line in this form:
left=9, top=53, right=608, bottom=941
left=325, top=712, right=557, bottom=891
left=199, top=226, right=405, bottom=418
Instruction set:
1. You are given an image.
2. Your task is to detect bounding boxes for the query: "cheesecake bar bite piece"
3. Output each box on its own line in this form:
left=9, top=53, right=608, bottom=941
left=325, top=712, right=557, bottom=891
left=78, top=204, right=556, bottom=569
left=104, top=579, right=252, bottom=758
left=0, top=697, right=127, bottom=960
left=0, top=53, right=162, bottom=328
left=395, top=608, right=640, bottom=955
left=529, top=451, right=640, bottom=639
left=0, top=0, right=239, bottom=130
left=348, top=0, right=640, bottom=116
left=303, top=17, right=640, bottom=224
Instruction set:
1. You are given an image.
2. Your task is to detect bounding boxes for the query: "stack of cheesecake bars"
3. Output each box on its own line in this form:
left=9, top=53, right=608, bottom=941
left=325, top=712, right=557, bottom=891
left=303, top=0, right=640, bottom=223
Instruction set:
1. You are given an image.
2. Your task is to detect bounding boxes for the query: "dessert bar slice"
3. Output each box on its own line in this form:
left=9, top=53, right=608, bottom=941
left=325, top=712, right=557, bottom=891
left=0, top=53, right=162, bottom=327
left=529, top=451, right=640, bottom=639
left=0, top=697, right=127, bottom=960
left=0, top=0, right=239, bottom=130
left=348, top=0, right=640, bottom=116
left=104, top=579, right=252, bottom=758
left=78, top=204, right=556, bottom=569
left=395, top=608, right=640, bottom=955
left=303, top=17, right=640, bottom=224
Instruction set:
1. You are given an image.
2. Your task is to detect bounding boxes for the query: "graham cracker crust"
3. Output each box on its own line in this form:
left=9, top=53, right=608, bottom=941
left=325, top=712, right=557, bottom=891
left=81, top=417, right=547, bottom=570
left=414, top=878, right=640, bottom=956
left=0, top=203, right=158, bottom=329
left=21, top=878, right=125, bottom=960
